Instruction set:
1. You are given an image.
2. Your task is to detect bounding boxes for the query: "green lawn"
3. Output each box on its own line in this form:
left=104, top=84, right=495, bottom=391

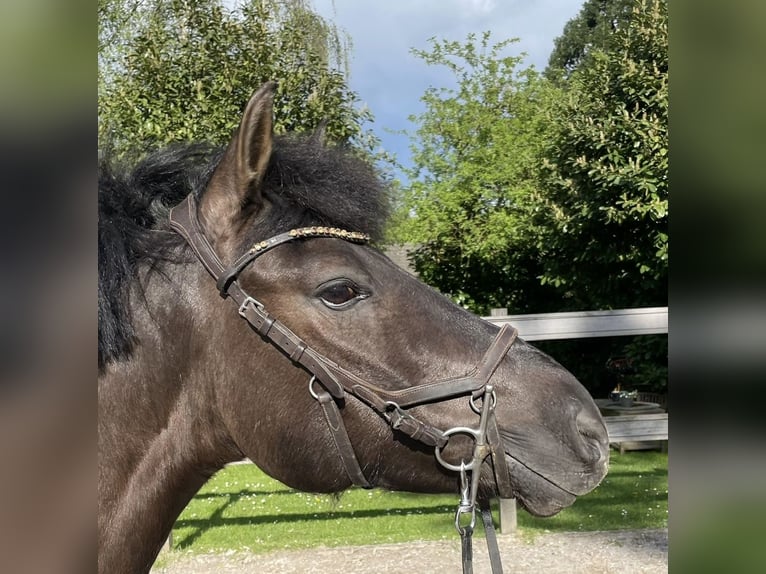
left=169, top=451, right=667, bottom=554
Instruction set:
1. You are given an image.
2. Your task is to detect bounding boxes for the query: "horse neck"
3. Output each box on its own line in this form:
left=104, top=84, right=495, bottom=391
left=99, top=270, right=242, bottom=574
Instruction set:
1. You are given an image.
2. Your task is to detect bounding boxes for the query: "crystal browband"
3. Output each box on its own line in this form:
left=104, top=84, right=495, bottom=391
left=288, top=226, right=370, bottom=241
left=245, top=227, right=370, bottom=254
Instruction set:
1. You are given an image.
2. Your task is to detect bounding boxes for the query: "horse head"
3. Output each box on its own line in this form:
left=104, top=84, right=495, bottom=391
left=188, top=83, right=608, bottom=516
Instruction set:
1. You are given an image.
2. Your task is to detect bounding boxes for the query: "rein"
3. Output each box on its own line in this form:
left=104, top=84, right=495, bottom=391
left=169, top=194, right=516, bottom=573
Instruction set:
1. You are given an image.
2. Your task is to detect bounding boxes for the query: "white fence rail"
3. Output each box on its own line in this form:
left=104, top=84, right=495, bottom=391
left=484, top=306, right=668, bottom=340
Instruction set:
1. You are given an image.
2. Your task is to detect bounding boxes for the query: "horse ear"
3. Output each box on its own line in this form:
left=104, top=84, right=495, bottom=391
left=200, top=82, right=276, bottom=241
left=234, top=81, right=276, bottom=188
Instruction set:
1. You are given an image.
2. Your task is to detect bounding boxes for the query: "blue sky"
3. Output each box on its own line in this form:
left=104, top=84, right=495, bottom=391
left=312, top=0, right=583, bottom=180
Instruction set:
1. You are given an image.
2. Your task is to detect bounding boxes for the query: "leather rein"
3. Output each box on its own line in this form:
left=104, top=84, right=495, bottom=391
left=169, top=194, right=516, bottom=573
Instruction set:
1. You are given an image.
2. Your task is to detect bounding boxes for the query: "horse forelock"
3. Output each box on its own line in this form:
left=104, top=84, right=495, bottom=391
left=98, top=136, right=390, bottom=370
left=258, top=136, right=389, bottom=241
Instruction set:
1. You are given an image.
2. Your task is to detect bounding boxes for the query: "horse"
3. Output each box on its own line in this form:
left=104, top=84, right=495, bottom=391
left=98, top=82, right=609, bottom=574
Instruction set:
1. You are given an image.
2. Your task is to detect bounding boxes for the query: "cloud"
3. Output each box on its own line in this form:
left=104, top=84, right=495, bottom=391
left=312, top=0, right=583, bottom=176
left=457, top=0, right=497, bottom=15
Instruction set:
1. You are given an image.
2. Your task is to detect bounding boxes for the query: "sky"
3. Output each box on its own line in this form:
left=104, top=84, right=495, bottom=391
left=312, top=0, right=584, bottom=180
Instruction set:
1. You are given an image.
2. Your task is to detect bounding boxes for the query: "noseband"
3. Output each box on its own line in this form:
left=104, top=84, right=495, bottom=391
left=170, top=195, right=516, bottom=573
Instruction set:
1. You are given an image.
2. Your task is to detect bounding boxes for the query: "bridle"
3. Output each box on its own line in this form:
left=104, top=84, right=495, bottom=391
left=169, top=194, right=517, bottom=573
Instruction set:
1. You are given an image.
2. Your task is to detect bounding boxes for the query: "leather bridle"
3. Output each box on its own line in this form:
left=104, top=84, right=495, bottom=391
left=169, top=194, right=516, bottom=573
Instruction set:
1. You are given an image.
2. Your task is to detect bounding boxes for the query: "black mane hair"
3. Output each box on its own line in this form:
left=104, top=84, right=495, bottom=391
left=98, top=136, right=389, bottom=370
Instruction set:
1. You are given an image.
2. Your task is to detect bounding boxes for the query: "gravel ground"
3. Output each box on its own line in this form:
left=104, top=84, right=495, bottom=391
left=152, top=528, right=667, bottom=574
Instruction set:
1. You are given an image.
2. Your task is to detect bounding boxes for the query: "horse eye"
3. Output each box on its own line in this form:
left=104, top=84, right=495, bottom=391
left=318, top=282, right=366, bottom=309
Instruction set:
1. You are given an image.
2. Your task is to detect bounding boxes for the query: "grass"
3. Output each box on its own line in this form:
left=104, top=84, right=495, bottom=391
left=168, top=451, right=667, bottom=555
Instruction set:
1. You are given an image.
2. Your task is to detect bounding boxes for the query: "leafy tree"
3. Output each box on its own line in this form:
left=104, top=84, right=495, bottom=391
left=398, top=1, right=667, bottom=392
left=539, top=0, right=667, bottom=311
left=537, top=0, right=668, bottom=391
left=394, top=33, right=562, bottom=313
left=98, top=0, right=374, bottom=154
left=545, top=0, right=635, bottom=84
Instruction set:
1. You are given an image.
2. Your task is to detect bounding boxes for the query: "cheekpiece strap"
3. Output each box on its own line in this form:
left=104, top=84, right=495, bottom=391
left=168, top=194, right=227, bottom=279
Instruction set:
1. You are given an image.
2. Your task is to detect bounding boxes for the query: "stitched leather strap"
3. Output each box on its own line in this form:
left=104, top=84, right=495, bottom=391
left=486, top=416, right=514, bottom=499
left=168, top=194, right=227, bottom=279
left=344, top=325, right=517, bottom=408
left=237, top=298, right=346, bottom=399
left=313, top=384, right=372, bottom=488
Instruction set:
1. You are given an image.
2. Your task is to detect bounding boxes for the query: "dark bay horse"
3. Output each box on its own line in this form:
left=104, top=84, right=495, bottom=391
left=98, top=83, right=608, bottom=574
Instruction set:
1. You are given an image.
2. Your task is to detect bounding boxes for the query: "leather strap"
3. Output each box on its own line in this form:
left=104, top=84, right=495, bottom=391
left=486, top=416, right=514, bottom=499
left=343, top=325, right=517, bottom=409
left=168, top=194, right=227, bottom=279
left=479, top=498, right=504, bottom=574
left=237, top=298, right=346, bottom=399
left=312, top=384, right=372, bottom=488
left=461, top=526, right=474, bottom=574
left=387, top=407, right=448, bottom=448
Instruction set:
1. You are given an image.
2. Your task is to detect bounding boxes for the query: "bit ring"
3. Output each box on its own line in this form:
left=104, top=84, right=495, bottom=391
left=434, top=427, right=481, bottom=472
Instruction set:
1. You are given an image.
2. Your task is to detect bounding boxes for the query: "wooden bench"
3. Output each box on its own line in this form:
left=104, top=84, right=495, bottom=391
left=604, top=413, right=668, bottom=455
left=482, top=306, right=668, bottom=533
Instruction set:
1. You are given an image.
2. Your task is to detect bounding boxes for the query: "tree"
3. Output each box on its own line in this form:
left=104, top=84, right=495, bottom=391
left=394, top=33, right=562, bottom=314
left=98, top=0, right=374, bottom=154
left=539, top=0, right=667, bottom=311
left=397, top=1, right=667, bottom=392
left=537, top=0, right=668, bottom=391
left=545, top=0, right=635, bottom=84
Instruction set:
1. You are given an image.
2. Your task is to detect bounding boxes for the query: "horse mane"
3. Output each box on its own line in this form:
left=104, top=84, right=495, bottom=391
left=98, top=136, right=389, bottom=370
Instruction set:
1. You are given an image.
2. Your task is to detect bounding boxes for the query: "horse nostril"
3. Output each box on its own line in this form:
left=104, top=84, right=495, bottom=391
left=575, top=408, right=609, bottom=464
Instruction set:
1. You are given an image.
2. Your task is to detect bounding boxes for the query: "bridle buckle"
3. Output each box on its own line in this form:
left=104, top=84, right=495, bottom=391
left=237, top=295, right=264, bottom=318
